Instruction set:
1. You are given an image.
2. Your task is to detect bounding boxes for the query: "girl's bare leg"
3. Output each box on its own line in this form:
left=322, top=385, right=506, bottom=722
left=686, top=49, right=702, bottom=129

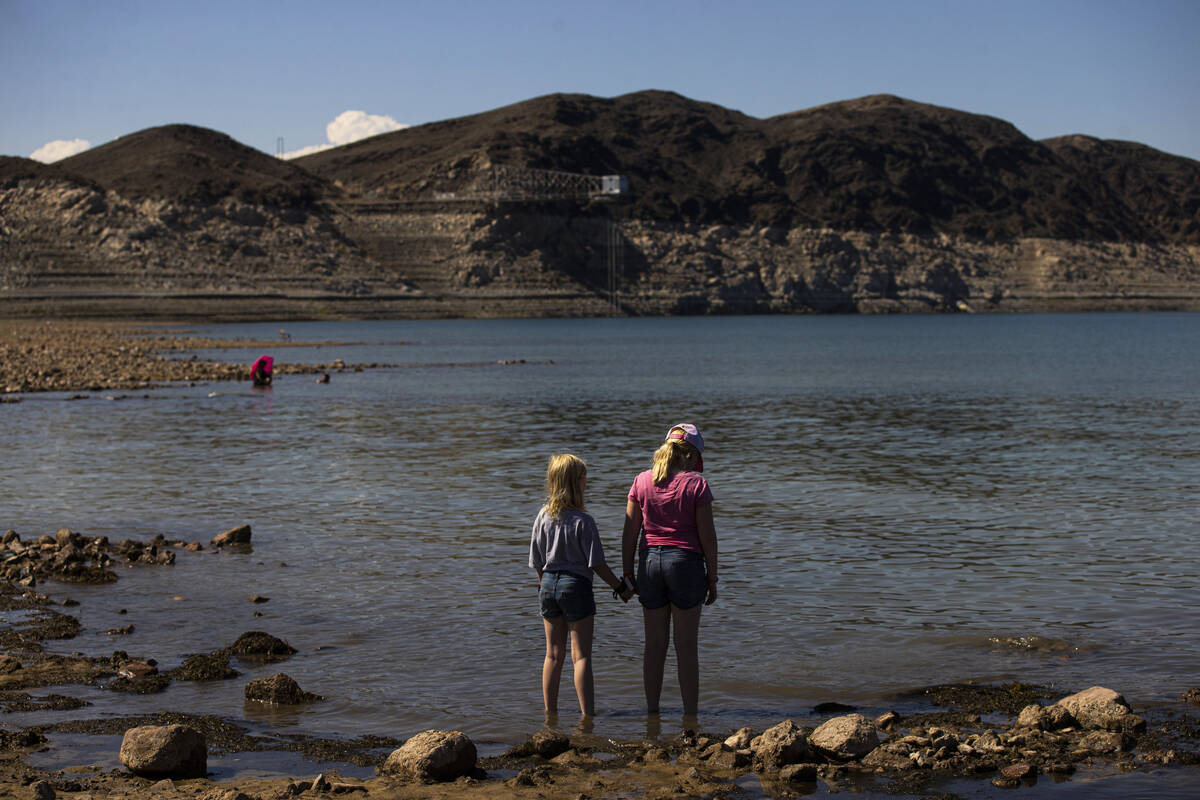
left=672, top=603, right=703, bottom=714
left=567, top=614, right=596, bottom=717
left=642, top=605, right=671, bottom=712
left=542, top=617, right=567, bottom=714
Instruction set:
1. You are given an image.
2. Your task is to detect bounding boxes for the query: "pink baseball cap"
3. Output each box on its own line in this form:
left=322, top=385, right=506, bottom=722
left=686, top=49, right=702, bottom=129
left=666, top=423, right=704, bottom=472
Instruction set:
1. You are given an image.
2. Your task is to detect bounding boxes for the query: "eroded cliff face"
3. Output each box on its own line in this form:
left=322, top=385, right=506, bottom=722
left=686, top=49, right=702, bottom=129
left=0, top=177, right=401, bottom=300
left=2, top=179, right=1198, bottom=319
left=613, top=221, right=1200, bottom=314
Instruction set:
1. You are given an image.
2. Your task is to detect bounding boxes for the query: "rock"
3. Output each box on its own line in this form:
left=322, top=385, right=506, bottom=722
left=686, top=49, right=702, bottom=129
left=1079, top=731, right=1130, bottom=754
left=779, top=763, right=818, bottom=782
left=1182, top=688, right=1200, bottom=704
left=171, top=652, right=238, bottom=681
left=724, top=727, right=755, bottom=749
left=248, top=594, right=269, bottom=604
left=243, top=673, right=321, bottom=704
left=119, top=724, right=207, bottom=778
left=1054, top=686, right=1145, bottom=732
left=31, top=780, right=55, bottom=800
left=1001, top=762, right=1037, bottom=780
left=861, top=748, right=916, bottom=771
left=528, top=729, right=570, bottom=758
left=1017, top=703, right=1047, bottom=729
left=705, top=748, right=751, bottom=770
left=380, top=730, right=477, bottom=782
left=212, top=524, right=252, bottom=547
left=227, top=630, right=296, bottom=661
left=751, top=719, right=809, bottom=770
left=109, top=673, right=172, bottom=694
left=874, top=710, right=901, bottom=730
left=808, top=713, right=880, bottom=761
left=550, top=749, right=600, bottom=767
left=0, top=654, right=21, bottom=674
left=642, top=746, right=671, bottom=762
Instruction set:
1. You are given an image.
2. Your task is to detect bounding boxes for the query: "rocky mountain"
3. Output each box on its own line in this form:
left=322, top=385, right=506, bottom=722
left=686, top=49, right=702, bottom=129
left=1, top=92, right=1197, bottom=319
left=298, top=91, right=1200, bottom=244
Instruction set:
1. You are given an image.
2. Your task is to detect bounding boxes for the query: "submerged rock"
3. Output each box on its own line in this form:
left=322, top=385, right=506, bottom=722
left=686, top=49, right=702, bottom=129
left=243, top=673, right=321, bottom=704
left=170, top=652, right=238, bottom=681
left=226, top=631, right=296, bottom=662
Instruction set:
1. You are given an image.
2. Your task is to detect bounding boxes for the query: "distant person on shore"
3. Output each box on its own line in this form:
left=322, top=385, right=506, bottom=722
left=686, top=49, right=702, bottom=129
left=249, top=355, right=273, bottom=387
left=530, top=453, right=634, bottom=719
left=622, top=423, right=718, bottom=716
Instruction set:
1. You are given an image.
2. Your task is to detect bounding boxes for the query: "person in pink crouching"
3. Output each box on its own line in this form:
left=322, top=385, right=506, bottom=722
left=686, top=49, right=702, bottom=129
left=621, top=423, right=719, bottom=716
left=249, top=355, right=273, bottom=387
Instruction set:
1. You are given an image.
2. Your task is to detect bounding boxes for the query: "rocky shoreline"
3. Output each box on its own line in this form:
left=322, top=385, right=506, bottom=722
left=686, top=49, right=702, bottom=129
left=2, top=523, right=1199, bottom=799
left=0, top=319, right=383, bottom=395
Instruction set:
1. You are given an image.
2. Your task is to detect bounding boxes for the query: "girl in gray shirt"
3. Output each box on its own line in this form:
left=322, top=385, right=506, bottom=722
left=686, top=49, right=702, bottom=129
left=529, top=453, right=632, bottom=718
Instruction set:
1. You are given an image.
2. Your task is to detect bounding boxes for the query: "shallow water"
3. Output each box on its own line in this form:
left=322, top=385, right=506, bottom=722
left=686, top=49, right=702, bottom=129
left=3, top=313, right=1199, bottom=792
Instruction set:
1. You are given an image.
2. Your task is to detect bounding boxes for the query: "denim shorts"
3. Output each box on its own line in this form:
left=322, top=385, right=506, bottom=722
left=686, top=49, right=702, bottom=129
left=637, top=545, right=708, bottom=610
left=539, top=571, right=596, bottom=622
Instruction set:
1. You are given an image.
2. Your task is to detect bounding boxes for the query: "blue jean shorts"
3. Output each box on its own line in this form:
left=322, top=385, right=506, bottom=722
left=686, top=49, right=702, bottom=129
left=539, top=571, right=596, bottom=622
left=637, top=545, right=707, bottom=610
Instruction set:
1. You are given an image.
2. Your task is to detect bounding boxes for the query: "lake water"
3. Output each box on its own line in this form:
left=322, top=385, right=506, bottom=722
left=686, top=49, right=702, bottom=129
left=3, top=312, right=1199, bottom=791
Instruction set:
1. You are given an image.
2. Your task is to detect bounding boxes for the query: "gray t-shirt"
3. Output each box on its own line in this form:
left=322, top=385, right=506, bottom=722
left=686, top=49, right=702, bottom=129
left=529, top=508, right=606, bottom=582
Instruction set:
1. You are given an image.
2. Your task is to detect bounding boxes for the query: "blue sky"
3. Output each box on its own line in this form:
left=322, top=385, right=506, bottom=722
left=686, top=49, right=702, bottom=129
left=3, top=0, right=1198, bottom=163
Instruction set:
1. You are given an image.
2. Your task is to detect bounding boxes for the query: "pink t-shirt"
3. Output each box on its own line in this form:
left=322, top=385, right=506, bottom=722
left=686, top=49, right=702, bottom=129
left=628, top=469, right=714, bottom=552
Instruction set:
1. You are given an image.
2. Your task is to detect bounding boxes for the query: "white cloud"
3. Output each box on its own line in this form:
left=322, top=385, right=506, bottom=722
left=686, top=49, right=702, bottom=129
left=278, top=110, right=407, bottom=160
left=327, top=110, right=406, bottom=145
left=279, top=143, right=336, bottom=160
left=30, top=138, right=91, bottom=163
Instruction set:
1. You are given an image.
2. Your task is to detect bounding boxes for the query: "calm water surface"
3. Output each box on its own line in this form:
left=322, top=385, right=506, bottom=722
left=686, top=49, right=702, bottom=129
left=2, top=313, right=1199, bottom=791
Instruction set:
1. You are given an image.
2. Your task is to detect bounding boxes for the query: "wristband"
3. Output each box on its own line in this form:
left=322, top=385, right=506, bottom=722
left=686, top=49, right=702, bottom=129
left=612, top=577, right=633, bottom=599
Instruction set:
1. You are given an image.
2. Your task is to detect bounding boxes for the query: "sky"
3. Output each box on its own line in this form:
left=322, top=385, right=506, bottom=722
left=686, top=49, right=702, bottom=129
left=3, top=0, right=1199, bottom=164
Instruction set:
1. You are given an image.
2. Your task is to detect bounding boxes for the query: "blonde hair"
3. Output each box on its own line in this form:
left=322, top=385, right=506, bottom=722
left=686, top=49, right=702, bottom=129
left=543, top=453, right=587, bottom=518
left=652, top=438, right=697, bottom=484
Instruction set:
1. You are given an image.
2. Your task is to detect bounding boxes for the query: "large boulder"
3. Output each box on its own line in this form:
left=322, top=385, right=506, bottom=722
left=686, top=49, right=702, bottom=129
left=751, top=720, right=809, bottom=770
left=244, top=673, right=321, bottom=704
left=380, top=730, right=477, bottom=782
left=1053, top=686, right=1145, bottom=732
left=119, top=724, right=207, bottom=778
left=808, top=713, right=880, bottom=760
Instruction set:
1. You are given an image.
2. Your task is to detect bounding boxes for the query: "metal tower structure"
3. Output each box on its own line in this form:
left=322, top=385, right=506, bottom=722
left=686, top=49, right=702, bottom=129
left=448, top=166, right=629, bottom=203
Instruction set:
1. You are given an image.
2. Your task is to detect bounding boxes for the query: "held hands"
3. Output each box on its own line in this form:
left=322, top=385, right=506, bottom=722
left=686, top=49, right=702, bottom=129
left=613, top=576, right=637, bottom=603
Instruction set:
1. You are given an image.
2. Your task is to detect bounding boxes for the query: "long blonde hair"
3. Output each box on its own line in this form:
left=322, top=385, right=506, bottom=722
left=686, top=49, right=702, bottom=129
left=543, top=453, right=587, bottom=518
left=652, top=439, right=697, bottom=484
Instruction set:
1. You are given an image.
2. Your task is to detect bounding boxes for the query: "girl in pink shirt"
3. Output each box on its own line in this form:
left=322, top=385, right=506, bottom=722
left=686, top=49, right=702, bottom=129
left=622, top=423, right=719, bottom=716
